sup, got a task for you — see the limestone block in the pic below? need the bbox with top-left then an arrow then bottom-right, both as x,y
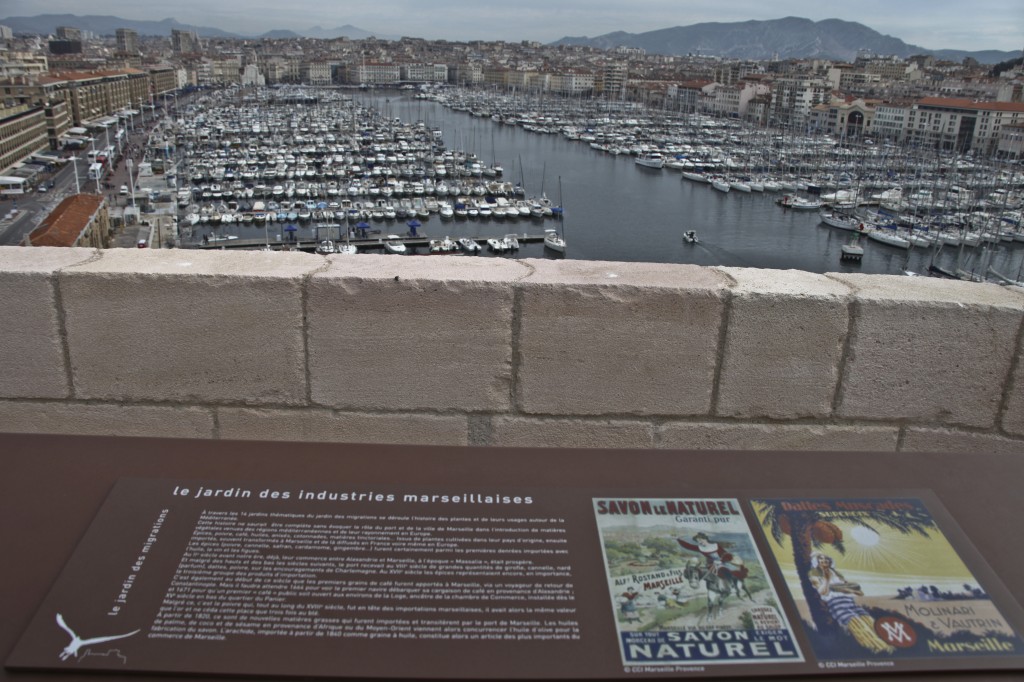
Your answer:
517,260 -> 728,416
902,427 -> 1024,455
716,268 -> 850,418
59,250 -> 319,404
308,256 -> 522,411
1002,325 -> 1024,436
658,422 -> 899,451
0,400 -> 214,438
489,416 -> 654,449
0,247 -> 95,398
829,275 -> 1023,428
217,407 -> 468,445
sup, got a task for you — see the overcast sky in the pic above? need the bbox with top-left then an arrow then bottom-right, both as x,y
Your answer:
7,0 -> 1024,52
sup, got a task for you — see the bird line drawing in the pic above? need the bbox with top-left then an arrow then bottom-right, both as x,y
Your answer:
56,613 -> 140,661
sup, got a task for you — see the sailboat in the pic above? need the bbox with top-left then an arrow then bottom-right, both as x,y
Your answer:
544,177 -> 567,253
337,224 -> 358,255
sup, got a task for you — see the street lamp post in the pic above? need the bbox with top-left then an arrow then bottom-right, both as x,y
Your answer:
126,158 -> 136,208
70,156 -> 80,194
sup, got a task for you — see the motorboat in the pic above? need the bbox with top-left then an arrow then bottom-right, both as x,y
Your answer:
383,235 -> 407,254
428,237 -> 458,253
634,152 -> 665,169
683,230 -> 699,244
486,237 -> 506,252
543,228 -> 566,253
778,194 -> 823,210
840,234 -> 865,261
316,240 -> 335,254
458,237 -> 481,253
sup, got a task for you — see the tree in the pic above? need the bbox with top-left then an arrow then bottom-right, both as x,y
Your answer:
755,500 -> 938,638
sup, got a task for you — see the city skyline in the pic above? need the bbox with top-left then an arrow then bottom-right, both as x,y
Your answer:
5,1 -> 1023,53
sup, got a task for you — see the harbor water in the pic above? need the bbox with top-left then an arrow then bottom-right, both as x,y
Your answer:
361,92 -> 1024,278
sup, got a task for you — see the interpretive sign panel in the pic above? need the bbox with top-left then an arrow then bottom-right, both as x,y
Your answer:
6,480 -> 1024,679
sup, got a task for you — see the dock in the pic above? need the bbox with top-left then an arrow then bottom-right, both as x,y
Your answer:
196,232 -> 546,252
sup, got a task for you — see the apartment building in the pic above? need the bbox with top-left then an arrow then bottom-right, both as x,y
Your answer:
549,70 -> 595,96
872,102 -> 912,141
116,28 -> 139,56
708,80 -> 772,119
770,76 -> 832,126
0,101 -> 48,174
351,62 -> 401,85
997,123 -> 1024,158
907,97 -> 1024,153
171,30 -> 201,55
300,60 -> 332,85
400,63 -> 448,83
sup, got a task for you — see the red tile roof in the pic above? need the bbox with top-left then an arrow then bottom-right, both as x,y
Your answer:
27,193 -> 104,247
917,97 -> 1024,113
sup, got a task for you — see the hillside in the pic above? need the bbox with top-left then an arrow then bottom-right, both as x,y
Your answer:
0,13 -> 387,40
555,17 -> 1017,64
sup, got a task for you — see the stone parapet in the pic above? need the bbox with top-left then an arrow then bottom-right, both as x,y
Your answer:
1,247 -> 1022,453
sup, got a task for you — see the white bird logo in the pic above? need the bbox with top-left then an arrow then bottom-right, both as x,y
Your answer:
56,613 -> 140,661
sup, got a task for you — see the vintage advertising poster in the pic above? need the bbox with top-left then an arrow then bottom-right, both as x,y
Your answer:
750,496 -> 1024,668
593,497 -> 803,669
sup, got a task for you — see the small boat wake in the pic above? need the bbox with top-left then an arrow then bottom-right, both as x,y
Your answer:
687,240 -> 758,267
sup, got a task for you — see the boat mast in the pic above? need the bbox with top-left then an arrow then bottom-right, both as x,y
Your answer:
558,175 -> 566,241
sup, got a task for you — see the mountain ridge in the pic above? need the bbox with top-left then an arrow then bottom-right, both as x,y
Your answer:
0,13 -> 390,41
0,13 -> 1016,63
554,17 -> 1016,64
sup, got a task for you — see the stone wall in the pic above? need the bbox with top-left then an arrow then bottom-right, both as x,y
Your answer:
2,246 -> 1023,454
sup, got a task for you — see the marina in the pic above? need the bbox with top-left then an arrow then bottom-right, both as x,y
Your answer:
159,85 -> 1024,281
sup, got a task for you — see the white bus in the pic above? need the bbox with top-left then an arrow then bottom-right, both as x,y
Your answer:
88,162 -> 104,181
0,176 -> 27,195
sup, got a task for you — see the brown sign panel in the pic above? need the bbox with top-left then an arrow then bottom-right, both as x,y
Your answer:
5,478 -> 1024,679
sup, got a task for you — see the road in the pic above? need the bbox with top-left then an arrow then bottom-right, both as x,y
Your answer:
0,120 -> 159,247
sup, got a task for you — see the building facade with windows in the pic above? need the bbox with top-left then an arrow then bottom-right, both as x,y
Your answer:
400,63 -> 448,83
0,102 -> 49,174
769,76 -> 831,126
906,97 -> 1024,153
351,62 -> 401,85
115,28 -> 139,56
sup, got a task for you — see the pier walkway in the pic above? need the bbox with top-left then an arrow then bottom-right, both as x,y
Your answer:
194,232 -> 546,252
